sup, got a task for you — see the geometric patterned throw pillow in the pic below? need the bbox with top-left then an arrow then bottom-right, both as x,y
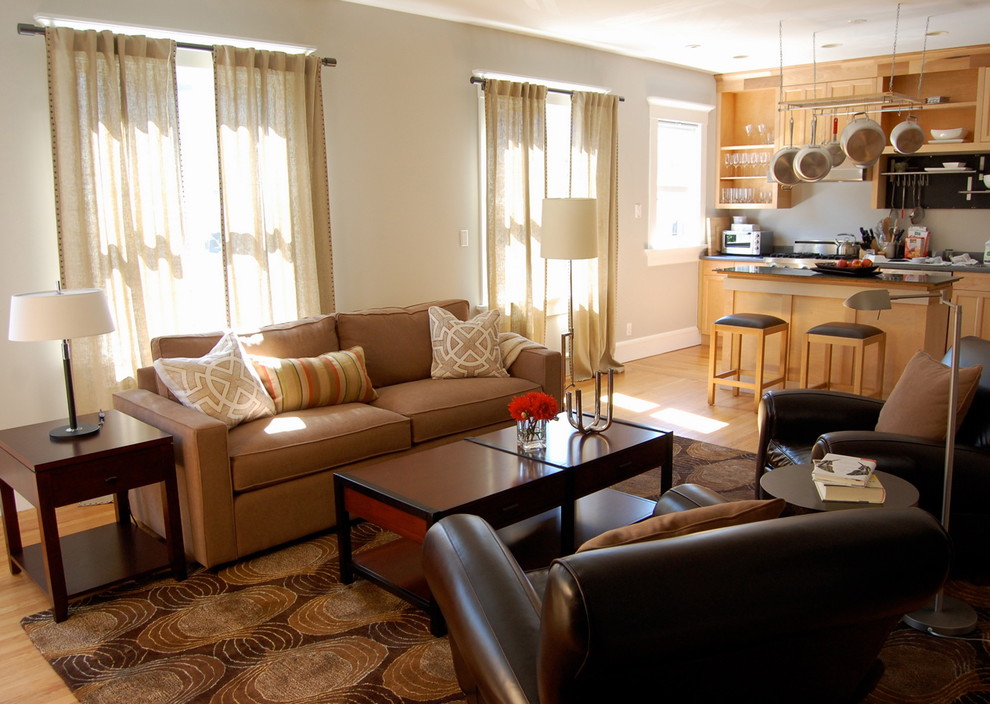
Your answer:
429,306 -> 509,379
250,346 -> 378,414
153,331 -> 275,428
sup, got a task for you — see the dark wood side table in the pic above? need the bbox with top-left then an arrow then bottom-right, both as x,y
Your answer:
0,410 -> 186,621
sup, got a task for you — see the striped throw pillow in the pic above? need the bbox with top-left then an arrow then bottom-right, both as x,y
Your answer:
251,347 -> 378,414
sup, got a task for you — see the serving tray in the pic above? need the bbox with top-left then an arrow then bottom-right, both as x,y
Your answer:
812,263 -> 880,276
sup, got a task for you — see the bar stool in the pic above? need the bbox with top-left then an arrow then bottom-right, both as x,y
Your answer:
799,322 -> 886,398
708,313 -> 789,411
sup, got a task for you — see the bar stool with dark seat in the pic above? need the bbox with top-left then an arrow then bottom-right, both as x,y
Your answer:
708,313 -> 789,411
800,321 -> 886,398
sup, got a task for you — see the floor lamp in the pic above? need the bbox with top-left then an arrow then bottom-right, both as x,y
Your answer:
8,285 -> 116,439
844,288 -> 977,636
541,197 -> 613,433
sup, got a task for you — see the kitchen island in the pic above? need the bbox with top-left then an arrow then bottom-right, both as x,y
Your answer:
713,265 -> 958,397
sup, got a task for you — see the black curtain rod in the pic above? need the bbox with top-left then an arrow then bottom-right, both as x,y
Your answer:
17,22 -> 337,67
470,76 -> 623,102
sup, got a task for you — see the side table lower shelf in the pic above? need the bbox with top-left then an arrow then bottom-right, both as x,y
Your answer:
12,522 -> 180,603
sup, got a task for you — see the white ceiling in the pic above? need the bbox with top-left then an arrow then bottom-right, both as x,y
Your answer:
338,0 -> 990,74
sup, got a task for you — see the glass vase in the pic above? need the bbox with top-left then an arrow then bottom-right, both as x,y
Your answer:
516,419 -> 548,453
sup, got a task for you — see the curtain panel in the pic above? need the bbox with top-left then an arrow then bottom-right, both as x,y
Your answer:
213,47 -> 334,328
46,27 -> 186,410
569,91 -> 622,378
483,79 -> 548,343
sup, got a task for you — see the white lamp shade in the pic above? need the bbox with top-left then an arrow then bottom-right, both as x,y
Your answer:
9,288 -> 115,342
541,198 -> 598,260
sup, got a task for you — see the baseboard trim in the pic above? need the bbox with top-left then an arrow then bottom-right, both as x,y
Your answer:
616,327 -> 701,363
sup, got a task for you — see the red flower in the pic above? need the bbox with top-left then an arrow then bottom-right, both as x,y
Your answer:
508,392 -> 559,422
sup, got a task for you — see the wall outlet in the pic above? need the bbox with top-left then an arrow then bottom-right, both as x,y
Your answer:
633,203 -> 642,219
459,229 -> 469,247
626,323 -> 633,336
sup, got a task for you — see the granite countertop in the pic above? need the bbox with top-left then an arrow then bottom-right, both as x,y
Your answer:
716,265 -> 959,287
702,254 -> 989,274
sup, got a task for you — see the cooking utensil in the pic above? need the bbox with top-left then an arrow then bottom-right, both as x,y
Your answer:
824,117 -> 845,167
890,115 -> 924,155
841,112 -> 885,167
795,115 -> 832,182
770,117 -> 801,187
835,234 -> 858,257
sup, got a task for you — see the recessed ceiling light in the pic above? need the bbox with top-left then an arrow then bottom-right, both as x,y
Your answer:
926,30 -> 949,36
733,55 -> 749,60
849,18 -> 867,24
685,44 -> 701,49
821,43 -> 842,49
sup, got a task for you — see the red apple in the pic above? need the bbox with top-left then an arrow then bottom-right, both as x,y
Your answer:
861,258 -> 873,267
836,258 -> 850,268
850,259 -> 863,268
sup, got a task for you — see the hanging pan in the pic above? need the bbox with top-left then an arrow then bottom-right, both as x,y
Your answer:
890,115 -> 925,155
824,117 -> 845,167
770,117 -> 801,187
795,115 -> 833,182
841,112 -> 885,168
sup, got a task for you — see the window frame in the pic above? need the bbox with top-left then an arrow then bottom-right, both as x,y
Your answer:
645,97 -> 714,266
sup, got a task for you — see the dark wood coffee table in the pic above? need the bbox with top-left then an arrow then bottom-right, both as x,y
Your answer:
760,464 -> 919,512
333,416 -> 672,633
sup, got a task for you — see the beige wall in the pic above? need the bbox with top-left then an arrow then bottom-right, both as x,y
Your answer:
0,0 -> 716,432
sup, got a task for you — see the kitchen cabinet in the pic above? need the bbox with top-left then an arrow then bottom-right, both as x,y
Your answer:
952,271 -> 990,340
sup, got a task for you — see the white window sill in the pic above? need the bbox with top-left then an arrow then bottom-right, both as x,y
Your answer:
645,245 -> 707,267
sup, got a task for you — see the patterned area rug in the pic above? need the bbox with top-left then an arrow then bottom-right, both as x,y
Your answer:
21,437 -> 990,703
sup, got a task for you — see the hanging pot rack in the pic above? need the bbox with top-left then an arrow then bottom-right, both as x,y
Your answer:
776,4 -> 927,116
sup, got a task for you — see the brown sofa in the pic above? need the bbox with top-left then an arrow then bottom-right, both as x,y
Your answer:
113,299 -> 562,568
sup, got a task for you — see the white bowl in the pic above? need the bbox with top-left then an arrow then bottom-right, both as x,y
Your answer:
930,128 -> 966,140
942,162 -> 965,169
985,174 -> 990,189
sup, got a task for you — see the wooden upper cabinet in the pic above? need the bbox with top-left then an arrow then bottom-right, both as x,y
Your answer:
978,67 -> 990,144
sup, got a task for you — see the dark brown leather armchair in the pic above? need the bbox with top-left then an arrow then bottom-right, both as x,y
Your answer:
422,494 -> 948,704
757,336 -> 990,574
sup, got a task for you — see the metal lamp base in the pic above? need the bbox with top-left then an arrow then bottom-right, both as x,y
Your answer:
902,595 -> 978,636
49,423 -> 101,440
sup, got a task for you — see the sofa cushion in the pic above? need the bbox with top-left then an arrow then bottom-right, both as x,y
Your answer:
153,331 -> 275,429
576,498 -> 786,552
336,300 -> 470,388
250,347 -> 378,414
876,350 -> 983,441
429,306 -> 508,379
373,376 -> 539,443
228,404 -> 411,492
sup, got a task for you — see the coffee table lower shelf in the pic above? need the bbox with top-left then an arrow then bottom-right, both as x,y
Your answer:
346,488 -> 656,629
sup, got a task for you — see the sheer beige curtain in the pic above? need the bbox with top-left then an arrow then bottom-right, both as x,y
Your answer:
213,47 -> 334,328
569,91 -> 622,379
484,80 -> 548,342
47,28 -> 186,411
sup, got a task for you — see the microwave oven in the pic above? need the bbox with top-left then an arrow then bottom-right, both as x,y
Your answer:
722,229 -> 773,255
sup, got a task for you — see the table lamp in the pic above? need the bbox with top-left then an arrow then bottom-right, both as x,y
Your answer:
844,288 -> 977,636
541,197 -> 613,433
9,285 -> 115,439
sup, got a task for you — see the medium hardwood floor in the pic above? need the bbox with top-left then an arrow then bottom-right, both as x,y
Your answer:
0,344 -> 759,702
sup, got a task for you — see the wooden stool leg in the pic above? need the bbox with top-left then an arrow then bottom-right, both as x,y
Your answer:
708,329 -> 719,405
779,327 -> 789,389
852,340 -> 865,396
730,332 -> 742,397
800,336 -> 811,389
875,335 -> 887,398
822,344 -> 834,391
753,331 -> 767,410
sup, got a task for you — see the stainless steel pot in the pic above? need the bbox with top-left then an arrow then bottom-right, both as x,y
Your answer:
770,117 -> 801,187
824,117 -> 845,167
841,112 -> 886,168
890,115 -> 924,155
794,115 -> 832,182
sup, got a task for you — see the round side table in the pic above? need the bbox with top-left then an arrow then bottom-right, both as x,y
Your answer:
760,464 -> 919,512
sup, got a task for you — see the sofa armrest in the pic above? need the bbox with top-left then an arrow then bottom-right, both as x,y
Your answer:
509,346 -> 563,405
113,388 -> 238,567
423,514 -> 542,704
653,483 -> 728,516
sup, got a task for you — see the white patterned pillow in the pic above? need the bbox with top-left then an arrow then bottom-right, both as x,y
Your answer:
429,307 -> 509,379
153,331 -> 276,428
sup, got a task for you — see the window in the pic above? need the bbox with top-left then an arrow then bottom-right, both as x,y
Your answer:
647,98 -> 713,262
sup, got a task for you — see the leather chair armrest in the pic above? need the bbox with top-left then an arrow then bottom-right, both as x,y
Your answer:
113,388 -> 237,567
815,431 -> 990,517
423,514 -> 542,704
756,389 -> 884,475
508,346 -> 563,406
653,483 -> 728,516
